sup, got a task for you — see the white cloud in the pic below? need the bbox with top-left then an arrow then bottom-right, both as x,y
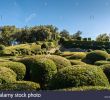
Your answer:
25,13 -> 36,23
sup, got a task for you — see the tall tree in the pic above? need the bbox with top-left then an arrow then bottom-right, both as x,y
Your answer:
96,33 -> 109,42
0,26 -> 17,45
73,30 -> 82,40
60,29 -> 70,39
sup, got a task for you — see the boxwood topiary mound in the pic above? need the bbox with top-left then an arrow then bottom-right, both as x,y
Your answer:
69,60 -> 86,65
18,55 -> 71,70
85,50 -> 109,64
0,61 -> 26,80
0,81 -> 40,91
100,64 -> 110,83
48,66 -> 109,89
58,86 -> 110,91
0,67 -> 16,84
94,60 -> 110,66
19,57 -> 57,89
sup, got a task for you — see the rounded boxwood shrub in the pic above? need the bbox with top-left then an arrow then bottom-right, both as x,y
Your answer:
0,67 -> 16,84
100,64 -> 110,83
0,81 -> 40,91
0,45 -> 5,50
19,57 -> 57,89
68,53 -> 86,60
49,66 -> 109,89
54,50 -> 61,55
59,86 -> 110,91
0,61 -> 26,80
41,43 -> 48,49
69,60 -> 86,65
47,55 -> 71,70
94,60 -> 110,66
85,50 -> 109,64
107,58 -> 110,61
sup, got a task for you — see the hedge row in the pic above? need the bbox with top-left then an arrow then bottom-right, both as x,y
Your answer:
61,40 -> 110,50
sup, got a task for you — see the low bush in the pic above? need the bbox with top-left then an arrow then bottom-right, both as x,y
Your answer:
61,52 -> 86,60
0,61 -> 26,80
69,60 -> 86,65
85,50 -> 109,64
0,67 -> 16,84
107,58 -> 110,61
41,43 -> 48,49
58,86 -> 110,91
94,61 -> 110,66
19,55 -> 71,70
0,45 -> 5,50
54,50 -> 61,55
49,66 -> 109,89
0,81 -> 40,91
100,64 -> 110,83
46,55 -> 71,70
19,57 -> 57,89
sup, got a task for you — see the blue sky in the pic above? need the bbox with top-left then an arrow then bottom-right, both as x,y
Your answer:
0,0 -> 110,39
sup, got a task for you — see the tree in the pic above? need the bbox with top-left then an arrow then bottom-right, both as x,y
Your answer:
31,26 -> 52,41
0,26 -> 17,45
96,33 -> 109,42
73,30 -> 82,40
60,29 -> 70,39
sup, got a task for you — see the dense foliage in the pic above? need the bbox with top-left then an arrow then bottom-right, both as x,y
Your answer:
0,61 -> 26,80
0,81 -> 40,90
85,50 -> 108,64
49,66 -> 109,89
0,67 -> 16,84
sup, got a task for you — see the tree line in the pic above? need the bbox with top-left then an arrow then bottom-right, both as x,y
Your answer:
0,25 -> 109,45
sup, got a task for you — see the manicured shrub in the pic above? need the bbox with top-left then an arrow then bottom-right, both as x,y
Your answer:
0,45 -> 5,50
107,58 -> 110,61
54,49 -> 61,55
94,61 -> 110,66
70,60 -> 86,65
0,81 -> 40,91
0,67 -> 16,84
19,57 -> 57,89
59,86 -> 110,91
18,55 -> 71,72
41,43 -> 48,49
46,55 -> 71,70
0,61 -> 26,80
49,66 -> 109,89
100,64 -> 110,83
67,53 -> 86,60
85,50 -> 109,64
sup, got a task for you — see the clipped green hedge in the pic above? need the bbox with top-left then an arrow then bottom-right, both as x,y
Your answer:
46,55 -> 71,70
49,66 -> 109,89
18,57 -> 57,89
85,50 -> 109,64
58,86 -> 110,91
19,55 -> 71,70
0,67 -> 16,84
0,81 -> 40,91
94,60 -> 110,66
0,45 -> 5,50
100,64 -> 110,83
70,60 -> 86,65
0,61 -> 26,80
61,52 -> 86,60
